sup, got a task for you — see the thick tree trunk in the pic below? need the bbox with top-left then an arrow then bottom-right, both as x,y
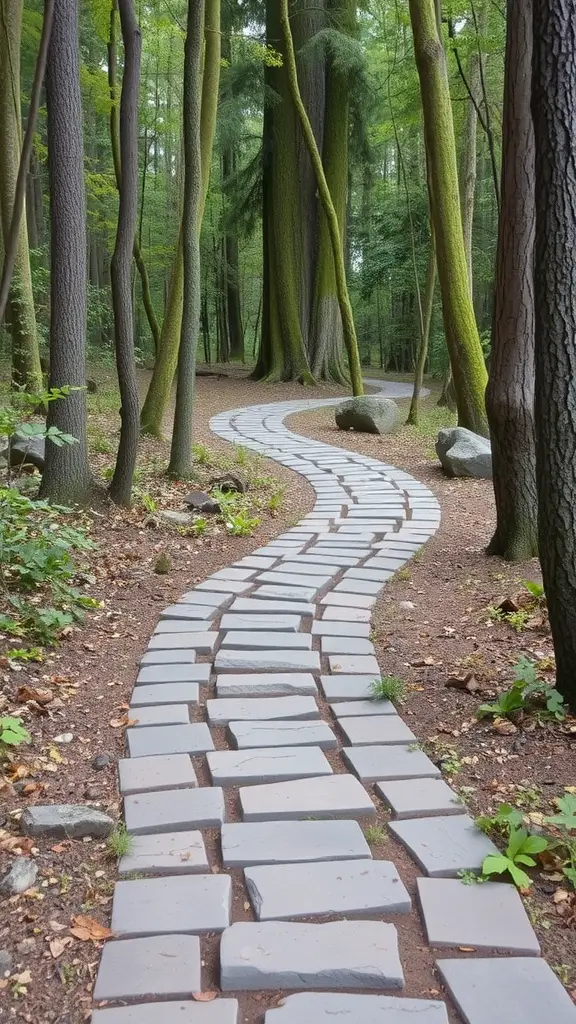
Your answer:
222,146 -> 244,360
40,0 -> 95,505
458,6 -> 487,293
168,0 -> 203,477
109,0 -> 141,507
407,227 -> 436,425
485,0 -> 537,562
408,0 -> 488,436
532,0 -> 576,706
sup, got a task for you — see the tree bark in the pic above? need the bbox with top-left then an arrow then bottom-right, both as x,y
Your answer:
407,226 -> 436,425
109,0 -> 141,507
40,0 -> 95,505
485,0 -> 537,562
532,0 -> 576,705
457,5 -> 487,293
408,0 -> 488,435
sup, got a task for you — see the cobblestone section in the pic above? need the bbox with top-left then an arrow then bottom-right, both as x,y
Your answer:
91,382 -> 576,1024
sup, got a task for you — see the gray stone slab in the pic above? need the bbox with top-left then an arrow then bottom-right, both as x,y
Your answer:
344,567 -> 394,583
334,578 -> 383,596
221,631 -> 312,650
437,957 -> 576,1024
311,620 -> 371,638
221,819 -> 371,867
308,546 -> 369,559
118,830 -> 209,875
139,650 -> 199,667
215,648 -> 320,672
118,754 -> 197,796
332,698 -> 396,717
339,715 -> 416,746
211,567 -> 256,581
216,673 -> 318,697
195,579 -> 251,594
240,773 -> 376,822
329,654 -> 380,675
322,605 -> 371,622
321,675 -> 377,701
160,604 -> 217,621
207,746 -> 332,786
343,744 -> 441,783
264,993 -> 449,1024
220,920 -> 403,991
155,620 -> 212,633
136,663 -> 211,685
207,695 -> 319,725
128,704 -> 189,727
417,878 -> 540,954
253,584 -> 320,602
376,778 -> 464,818
321,637 -> 375,655
231,598 -> 315,615
93,933 -> 201,1000
147,631 -> 217,652
389,814 -> 498,876
124,787 -> 225,834
297,552 -> 362,567
236,555 -> 277,569
131,682 -> 200,706
220,614 -> 302,631
92,1002 -> 239,1024
365,556 -> 408,571
322,592 -> 376,609
111,874 -> 231,936
228,719 -> 336,750
180,591 -> 231,607
255,545 -> 305,557
246,858 -> 411,921
268,561 -> 339,577
127,722 -> 214,758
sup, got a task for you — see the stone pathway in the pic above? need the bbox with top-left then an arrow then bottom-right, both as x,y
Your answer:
91,381 -> 576,1024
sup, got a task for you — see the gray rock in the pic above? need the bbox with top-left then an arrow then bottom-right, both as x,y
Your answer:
207,746 -> 332,787
3,433 -> 45,470
91,1002 -> 240,1024
240,773 -> 376,822
128,704 -> 190,727
265,993 -> 450,1024
92,753 -> 113,770
436,426 -> 492,479
417,878 -> 540,954
124,787 -> 224,834
93,934 -> 201,1000
209,471 -> 247,493
376,778 -> 464,819
221,819 -> 371,867
343,744 -> 441,783
130,683 -> 200,706
437,957 -> 576,1024
118,831 -> 209,876
228,719 -> 336,750
159,510 -> 193,526
389,814 -> 498,876
0,857 -> 38,894
220,920 -> 403,991
118,753 -> 197,796
216,673 -> 318,698
335,396 -> 399,435
111,874 -> 231,936
207,696 -> 319,726
183,489 -> 221,513
127,722 -> 214,758
0,949 -> 13,977
20,805 -> 114,839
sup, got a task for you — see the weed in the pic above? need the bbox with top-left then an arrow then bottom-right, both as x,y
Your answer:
192,443 -> 212,466
190,516 -> 208,536
106,823 -> 133,859
371,676 -> 406,703
393,566 -> 412,582
481,827 -> 548,889
235,446 -> 250,467
137,490 -> 158,514
154,552 -> 172,574
505,609 -> 531,632
226,511 -> 260,537
523,579 -> 546,603
477,657 -> 565,722
457,869 -> 483,885
90,433 -> 114,455
364,824 -> 387,845
3,646 -> 43,663
0,716 -> 31,752
267,488 -> 285,512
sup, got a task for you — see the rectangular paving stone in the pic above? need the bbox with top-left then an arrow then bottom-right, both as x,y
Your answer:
155,620 -> 211,634
207,695 -> 319,725
211,567 -> 256,581
111,874 -> 231,936
220,920 -> 403,991
236,555 -> 277,569
376,778 -> 464,818
228,719 -> 336,750
417,878 -> 540,954
437,957 -> 576,1024
245,858 -> 411,921
264,993 -> 449,1024
321,636 -> 375,655
207,746 -> 332,786
334,578 -> 382,596
127,723 -> 214,758
255,545 -> 305,557
136,664 -> 211,685
231,598 -> 315,616
160,604 -> 217,621
309,546 -> 369,559
221,819 -> 371,867
92,1002 -> 240,1024
339,715 -> 416,746
343,744 -> 441,783
128,704 -> 190,727
322,605 -> 371,622
364,557 -> 408,571
139,649 -> 198,667
240,773 -> 376,821
215,648 -> 320,672
119,753 -> 197,796
312,620 -> 371,638
331,698 -> 396,717
267,561 -> 339,577
124,787 -> 225,833
216,673 -> 318,697
118,830 -> 209,875
180,591 -> 231,608
220,614 -> 302,632
93,933 -> 201,1000
321,675 -> 377,701
389,814 -> 498,876
321,592 -> 376,609
343,567 -> 394,583
328,654 -> 380,675
252,584 -> 320,602
131,682 -> 200,706
221,631 -> 312,650
147,632 -> 217,652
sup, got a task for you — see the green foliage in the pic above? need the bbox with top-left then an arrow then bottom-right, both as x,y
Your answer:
523,579 -> 546,602
106,823 -> 133,859
371,675 -> 406,703
364,824 -> 387,845
189,516 -> 208,536
482,829 -> 548,890
226,511 -> 260,537
477,657 -> 565,721
192,443 -> 212,466
0,716 -> 31,751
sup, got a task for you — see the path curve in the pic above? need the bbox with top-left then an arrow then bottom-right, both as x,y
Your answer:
90,380 -> 574,1024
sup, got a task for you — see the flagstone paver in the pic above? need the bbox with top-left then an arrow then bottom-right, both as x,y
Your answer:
389,814 -> 498,876
207,695 -> 319,725
220,819 -> 371,866
437,958 -> 576,1024
264,993 -> 450,1023
118,753 -> 197,796
92,1005 -> 240,1024
118,830 -> 209,875
111,874 -> 231,936
376,777 -> 465,818
207,745 -> 333,786
93,934 -> 201,1000
227,719 -> 336,749
417,878 -> 540,954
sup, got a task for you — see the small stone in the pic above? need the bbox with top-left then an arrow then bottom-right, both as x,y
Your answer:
154,552 -> 172,574
92,753 -> 113,771
4,433 -> 45,470
159,510 -> 193,526
0,949 -> 13,976
53,732 -> 73,744
183,489 -> 221,513
0,857 -> 38,894
20,805 -> 114,839
84,786 -> 100,801
111,874 -> 231,937
16,937 -> 36,954
399,601 -> 415,611
209,471 -> 247,493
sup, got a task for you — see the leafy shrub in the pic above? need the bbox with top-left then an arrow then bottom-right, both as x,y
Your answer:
0,716 -> 31,751
477,657 -> 564,721
226,511 -> 260,537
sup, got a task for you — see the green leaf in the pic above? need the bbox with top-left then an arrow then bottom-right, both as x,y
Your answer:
481,854 -> 511,877
520,834 -> 549,855
506,861 -> 533,889
506,827 -> 529,860
514,854 -> 537,867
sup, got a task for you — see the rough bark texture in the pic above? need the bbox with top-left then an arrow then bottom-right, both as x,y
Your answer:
409,0 -> 489,436
222,144 -> 244,359
532,0 -> 576,706
458,7 -> 487,293
407,227 -> 436,425
485,0 -> 537,562
109,0 -> 141,507
168,0 -> 203,477
40,0 -> 95,505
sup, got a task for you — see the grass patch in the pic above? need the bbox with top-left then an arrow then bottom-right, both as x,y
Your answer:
107,823 -> 133,859
364,824 -> 387,845
371,675 -> 406,704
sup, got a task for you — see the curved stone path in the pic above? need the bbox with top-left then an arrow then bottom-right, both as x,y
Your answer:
91,381 -> 576,1024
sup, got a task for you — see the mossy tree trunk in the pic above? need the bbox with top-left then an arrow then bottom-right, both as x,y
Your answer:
407,226 -> 436,425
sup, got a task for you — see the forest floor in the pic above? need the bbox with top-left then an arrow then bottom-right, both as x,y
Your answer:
0,367 -> 575,1022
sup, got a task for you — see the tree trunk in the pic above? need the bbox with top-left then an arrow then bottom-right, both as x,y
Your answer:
40,0 -> 95,505
458,5 -> 487,293
532,0 -> 576,705
408,0 -> 488,436
485,0 -> 537,562
168,0 -> 203,477
109,0 -> 141,507
407,227 -> 436,425
222,146 -> 244,360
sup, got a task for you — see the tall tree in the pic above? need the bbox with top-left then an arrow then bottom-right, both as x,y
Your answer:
109,0 -> 142,507
533,0 -> 576,706
168,0 -> 204,477
486,0 -> 537,562
408,0 -> 489,436
40,0 -> 94,504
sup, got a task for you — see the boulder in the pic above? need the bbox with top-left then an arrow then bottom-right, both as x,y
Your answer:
1,433 -> 45,471
209,472 -> 248,494
436,426 -> 492,479
335,396 -> 399,435
183,489 -> 221,514
20,804 -> 114,839
158,510 -> 193,527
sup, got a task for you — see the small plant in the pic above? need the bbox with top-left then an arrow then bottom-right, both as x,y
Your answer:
393,566 -> 411,582
371,675 -> 406,704
190,516 -> 208,537
154,552 -> 172,574
106,823 -> 133,859
138,490 -> 158,514
3,646 -> 44,663
482,827 -> 548,889
544,793 -> 576,887
505,609 -> 531,632
458,869 -> 484,885
477,657 -> 565,722
0,716 -> 31,750
364,824 -> 387,845
90,433 -> 114,455
226,511 -> 260,537
192,443 -> 211,466
476,802 -> 525,838
235,445 -> 250,467
267,488 -> 285,512
523,579 -> 546,603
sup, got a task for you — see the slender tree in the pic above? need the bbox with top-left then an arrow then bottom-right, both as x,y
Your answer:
532,0 -> 576,706
486,0 -> 537,561
407,227 -> 436,425
109,0 -> 141,507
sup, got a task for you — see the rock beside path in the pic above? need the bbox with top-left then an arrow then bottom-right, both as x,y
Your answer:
20,804 -> 114,839
1,433 -> 45,471
335,396 -> 399,435
0,857 -> 38,894
435,426 -> 492,479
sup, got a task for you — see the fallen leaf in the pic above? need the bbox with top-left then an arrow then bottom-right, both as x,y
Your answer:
16,685 -> 53,705
554,889 -> 570,904
13,971 -> 32,985
192,992 -> 218,1002
445,673 -> 481,694
109,717 -> 128,729
493,717 -> 517,735
50,843 -> 68,853
49,920 -> 67,932
243,901 -> 250,912
50,936 -> 73,958
48,747 -> 63,763
70,915 -> 113,942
